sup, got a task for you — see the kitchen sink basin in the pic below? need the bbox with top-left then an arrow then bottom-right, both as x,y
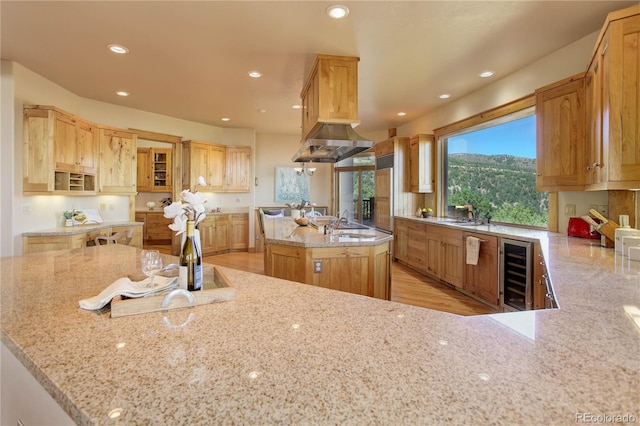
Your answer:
310,216 -> 370,230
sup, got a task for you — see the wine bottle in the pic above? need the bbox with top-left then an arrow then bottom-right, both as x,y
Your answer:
179,214 -> 202,291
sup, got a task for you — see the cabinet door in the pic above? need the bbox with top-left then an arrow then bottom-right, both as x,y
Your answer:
441,228 -> 463,288
535,76 -> 586,191
406,222 -> 427,272
208,145 -> 226,191
53,112 -> 78,172
394,219 -> 409,263
463,233 -> 499,306
99,128 -> 137,194
75,119 -> 98,174
23,108 -> 55,192
301,67 -> 318,139
409,134 -> 434,193
136,148 -> 152,192
374,169 -> 391,231
150,148 -> 172,192
225,146 -> 251,192
145,213 -> 173,244
213,217 -> 230,252
135,212 -> 147,241
585,58 -> 605,185
425,225 -> 443,278
198,217 -> 216,256
230,214 -> 248,250
608,15 -> 640,183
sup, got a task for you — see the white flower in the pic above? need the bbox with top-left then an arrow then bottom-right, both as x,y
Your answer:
163,190 -> 207,236
196,176 -> 207,187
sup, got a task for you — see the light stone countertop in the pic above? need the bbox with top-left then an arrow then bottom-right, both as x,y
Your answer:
1,235 -> 639,424
263,217 -> 393,248
22,221 -> 144,237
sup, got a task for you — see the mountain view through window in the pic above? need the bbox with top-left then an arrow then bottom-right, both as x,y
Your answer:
445,112 -> 548,228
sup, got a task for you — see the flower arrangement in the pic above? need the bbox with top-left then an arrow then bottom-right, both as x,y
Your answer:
146,201 -> 156,211
285,200 -> 310,210
163,176 -> 207,235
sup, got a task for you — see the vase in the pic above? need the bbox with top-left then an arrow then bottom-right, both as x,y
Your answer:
64,219 -> 73,227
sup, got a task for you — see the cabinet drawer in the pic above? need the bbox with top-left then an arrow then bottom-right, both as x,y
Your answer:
146,214 -> 171,226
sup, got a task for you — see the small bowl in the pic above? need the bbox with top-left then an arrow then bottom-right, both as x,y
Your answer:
294,217 -> 310,226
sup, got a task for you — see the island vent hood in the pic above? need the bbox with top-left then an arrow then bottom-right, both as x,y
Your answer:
291,123 -> 373,163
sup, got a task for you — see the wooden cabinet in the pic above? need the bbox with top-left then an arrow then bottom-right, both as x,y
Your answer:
394,218 -> 409,264
182,140 -> 226,192
300,55 -> 360,140
265,240 -> 391,300
409,134 -> 435,193
585,9 -> 640,189
23,106 -> 98,194
22,224 -> 142,254
137,212 -> 172,244
136,148 -> 172,192
136,148 -> 152,192
181,142 -> 251,193
535,74 -> 586,191
230,213 -> 249,250
225,146 -> 251,192
199,215 -> 230,255
532,242 -> 548,310
463,232 -> 499,306
425,224 -> 463,288
406,221 -> 427,273
99,127 -> 137,194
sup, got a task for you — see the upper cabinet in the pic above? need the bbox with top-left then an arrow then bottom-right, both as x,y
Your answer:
586,7 -> 640,189
183,141 -> 251,193
536,6 -> 640,191
136,147 -> 172,193
23,105 -> 98,194
300,55 -> 359,140
535,74 -> 586,191
99,127 -> 137,194
409,134 -> 435,193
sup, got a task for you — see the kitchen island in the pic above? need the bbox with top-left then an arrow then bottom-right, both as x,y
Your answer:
1,238 -> 639,425
262,217 -> 393,299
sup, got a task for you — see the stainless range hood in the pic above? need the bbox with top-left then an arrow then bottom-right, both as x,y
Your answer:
291,123 -> 373,163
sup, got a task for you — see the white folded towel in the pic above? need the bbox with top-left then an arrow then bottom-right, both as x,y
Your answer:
466,236 -> 481,265
79,276 -> 178,310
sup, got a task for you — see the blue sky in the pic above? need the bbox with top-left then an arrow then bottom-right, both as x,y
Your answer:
447,115 -> 536,159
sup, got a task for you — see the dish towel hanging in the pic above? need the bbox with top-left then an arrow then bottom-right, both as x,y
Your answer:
466,236 -> 481,265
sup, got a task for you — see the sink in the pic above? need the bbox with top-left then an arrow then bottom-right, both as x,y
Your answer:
310,216 -> 370,230
335,222 -> 369,230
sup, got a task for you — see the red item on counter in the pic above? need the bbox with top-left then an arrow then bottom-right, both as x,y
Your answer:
567,216 -> 601,239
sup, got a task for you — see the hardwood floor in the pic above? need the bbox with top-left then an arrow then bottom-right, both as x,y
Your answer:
144,244 -> 495,316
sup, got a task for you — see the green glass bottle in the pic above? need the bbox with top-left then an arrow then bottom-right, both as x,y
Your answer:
179,214 -> 202,291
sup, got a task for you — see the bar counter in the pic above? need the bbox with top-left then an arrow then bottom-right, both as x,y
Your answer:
1,236 -> 639,424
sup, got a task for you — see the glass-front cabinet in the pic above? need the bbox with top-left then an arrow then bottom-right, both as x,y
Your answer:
136,148 -> 172,192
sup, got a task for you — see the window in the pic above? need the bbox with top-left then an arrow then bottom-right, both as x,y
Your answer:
441,105 -> 548,228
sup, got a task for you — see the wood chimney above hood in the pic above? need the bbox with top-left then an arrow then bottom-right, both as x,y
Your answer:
292,55 -> 373,163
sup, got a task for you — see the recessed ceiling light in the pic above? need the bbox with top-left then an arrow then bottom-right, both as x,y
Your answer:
479,71 -> 494,78
221,117 -> 230,122
397,112 -> 407,116
248,71 -> 262,78
326,5 -> 350,19
107,44 -> 129,54
439,94 -> 451,99
116,91 -> 129,97
292,104 -> 302,109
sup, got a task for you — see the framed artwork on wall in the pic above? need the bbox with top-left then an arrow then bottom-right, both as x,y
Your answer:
274,167 -> 310,203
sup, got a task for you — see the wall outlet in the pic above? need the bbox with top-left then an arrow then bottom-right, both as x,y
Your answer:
100,203 -> 107,211
598,205 -> 608,218
564,204 -> 576,216
313,260 -> 323,273
236,197 -> 241,203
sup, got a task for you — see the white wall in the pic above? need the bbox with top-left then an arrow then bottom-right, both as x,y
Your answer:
396,31 -> 609,233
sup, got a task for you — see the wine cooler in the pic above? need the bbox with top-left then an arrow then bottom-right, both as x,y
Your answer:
500,239 -> 533,311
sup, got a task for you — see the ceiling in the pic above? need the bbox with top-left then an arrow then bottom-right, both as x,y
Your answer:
1,1 -> 636,136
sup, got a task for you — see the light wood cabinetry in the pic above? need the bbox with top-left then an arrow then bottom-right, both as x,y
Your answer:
136,148 -> 152,192
425,224 -> 463,288
265,241 -> 391,300
23,106 -> 98,194
183,141 -> 251,193
136,211 -> 172,244
463,232 -> 499,306
535,74 -> 586,191
199,215 -> 230,255
99,127 -> 137,194
409,134 -> 435,193
230,214 -> 249,250
300,55 -> 360,140
22,224 -> 142,254
394,219 -> 409,264
136,148 -> 172,192
585,8 -> 640,189
225,146 -> 251,192
532,243 -> 547,310
406,221 -> 427,273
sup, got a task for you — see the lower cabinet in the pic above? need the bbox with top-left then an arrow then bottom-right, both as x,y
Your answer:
463,232 -> 499,306
200,215 -> 230,256
136,211 -> 172,245
425,225 -> 463,288
230,214 -> 249,250
265,241 -> 391,300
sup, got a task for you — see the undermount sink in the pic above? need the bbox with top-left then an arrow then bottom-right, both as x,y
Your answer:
310,216 -> 370,230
